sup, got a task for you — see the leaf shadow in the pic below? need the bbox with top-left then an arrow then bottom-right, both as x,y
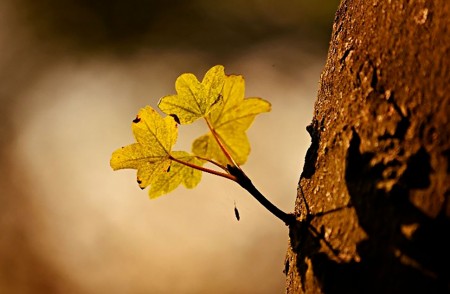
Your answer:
302,130 -> 450,293
287,191 -> 350,292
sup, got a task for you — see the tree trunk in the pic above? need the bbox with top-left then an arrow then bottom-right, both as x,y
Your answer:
285,0 -> 450,293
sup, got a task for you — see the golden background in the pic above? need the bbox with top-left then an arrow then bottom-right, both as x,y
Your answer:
0,1 -> 338,293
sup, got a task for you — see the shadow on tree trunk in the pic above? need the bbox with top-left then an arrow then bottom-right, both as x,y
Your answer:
288,129 -> 449,293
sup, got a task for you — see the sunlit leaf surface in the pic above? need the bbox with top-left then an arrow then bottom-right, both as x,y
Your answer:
112,65 -> 270,198
158,65 -> 225,124
192,75 -> 271,165
110,106 -> 202,198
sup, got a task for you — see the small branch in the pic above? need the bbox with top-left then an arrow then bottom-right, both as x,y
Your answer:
169,155 -> 237,181
178,118 -> 293,225
227,165 -> 295,226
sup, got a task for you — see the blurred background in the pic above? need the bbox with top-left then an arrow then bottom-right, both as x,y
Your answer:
0,1 -> 339,293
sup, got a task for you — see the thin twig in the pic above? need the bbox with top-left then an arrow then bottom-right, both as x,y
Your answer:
228,165 -> 295,226
169,155 -> 237,181
194,155 -> 228,171
204,118 -> 239,167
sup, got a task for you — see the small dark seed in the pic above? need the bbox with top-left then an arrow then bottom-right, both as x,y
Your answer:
234,206 -> 240,221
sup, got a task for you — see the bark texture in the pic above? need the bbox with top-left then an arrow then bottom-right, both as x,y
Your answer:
285,0 -> 450,293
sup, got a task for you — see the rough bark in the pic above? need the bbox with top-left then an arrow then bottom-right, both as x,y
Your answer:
285,0 -> 450,293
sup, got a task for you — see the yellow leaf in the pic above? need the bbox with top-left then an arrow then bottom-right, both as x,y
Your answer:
111,106 -> 209,198
192,74 -> 271,165
149,151 -> 203,199
111,66 -> 270,199
158,65 -> 225,124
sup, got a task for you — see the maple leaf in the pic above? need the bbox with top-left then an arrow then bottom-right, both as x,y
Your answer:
110,106 -> 202,198
149,151 -> 203,198
111,66 -> 294,225
158,65 -> 225,124
192,74 -> 271,166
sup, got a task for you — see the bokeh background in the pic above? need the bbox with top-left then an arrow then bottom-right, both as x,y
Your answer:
0,1 -> 339,293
